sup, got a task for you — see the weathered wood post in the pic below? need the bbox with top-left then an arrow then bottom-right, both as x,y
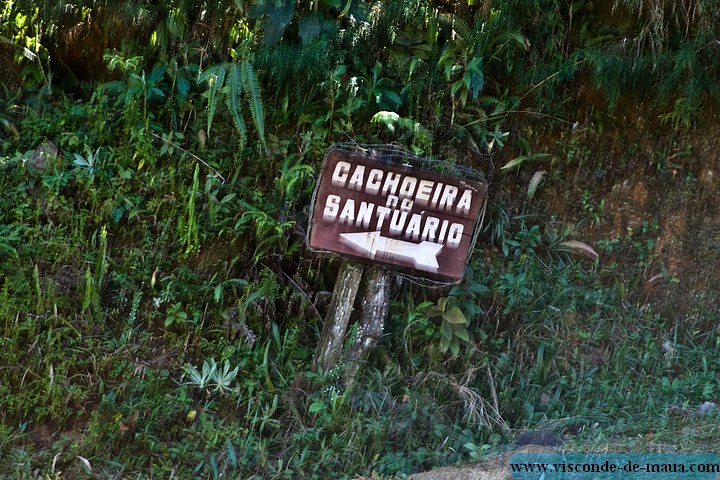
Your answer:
344,267 -> 392,385
311,261 -> 363,374
306,144 -> 488,384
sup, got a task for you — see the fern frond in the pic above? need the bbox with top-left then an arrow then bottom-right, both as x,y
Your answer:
241,60 -> 266,149
450,16 -> 472,44
198,64 -> 227,138
427,14 -> 439,61
527,170 -> 546,201
226,62 -> 247,147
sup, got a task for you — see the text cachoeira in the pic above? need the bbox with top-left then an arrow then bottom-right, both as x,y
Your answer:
321,161 -> 477,249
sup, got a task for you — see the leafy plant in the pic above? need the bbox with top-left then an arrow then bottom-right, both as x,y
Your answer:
248,0 -> 367,47
371,111 -> 432,152
184,358 -> 240,395
423,296 -> 471,355
198,59 -> 266,149
0,85 -> 20,142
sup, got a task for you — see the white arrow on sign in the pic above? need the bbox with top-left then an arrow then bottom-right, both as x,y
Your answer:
339,231 -> 444,272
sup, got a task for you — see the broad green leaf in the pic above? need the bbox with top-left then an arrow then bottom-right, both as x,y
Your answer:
220,193 -> 237,204
148,63 -> 165,83
469,58 -> 484,99
459,89 -> 468,107
309,401 -> 326,413
441,320 -> 453,340
439,334 -> 450,353
298,13 -> 321,44
73,153 -> 91,167
176,73 -> 190,97
425,305 -> 443,318
346,0 -> 369,22
444,306 -> 467,325
453,324 -> 470,341
437,297 -> 448,310
261,1 -> 296,46
380,90 -> 402,110
450,338 -> 460,355
451,79 -> 463,97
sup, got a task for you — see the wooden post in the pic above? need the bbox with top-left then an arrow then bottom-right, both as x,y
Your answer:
312,260 -> 363,374
344,267 -> 392,385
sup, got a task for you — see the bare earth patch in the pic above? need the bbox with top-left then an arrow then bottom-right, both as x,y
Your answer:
407,445 -> 555,480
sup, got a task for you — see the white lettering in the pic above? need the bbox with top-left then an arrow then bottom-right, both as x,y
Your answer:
389,210 -> 408,236
416,180 -> 434,206
323,195 -> 341,221
455,189 -> 473,216
399,176 -> 417,199
430,182 -> 444,207
375,206 -> 391,228
400,198 -> 413,211
339,199 -> 355,224
367,169 -> 383,195
447,223 -> 463,248
332,161 -> 350,187
356,201 -> 374,228
421,217 -> 439,242
406,214 -> 422,241
439,185 -> 458,211
438,219 -> 449,243
348,165 -> 365,191
382,173 -> 401,196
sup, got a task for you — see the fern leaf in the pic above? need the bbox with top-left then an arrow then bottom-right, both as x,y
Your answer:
241,61 -> 266,149
527,170 -> 546,200
427,15 -> 439,61
226,62 -> 247,147
198,64 -> 227,138
451,16 -> 472,44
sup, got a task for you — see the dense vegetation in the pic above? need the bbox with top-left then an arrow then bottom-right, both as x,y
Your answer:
2,0 -> 720,477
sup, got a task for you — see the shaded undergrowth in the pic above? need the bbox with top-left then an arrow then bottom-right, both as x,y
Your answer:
3,1 -> 720,477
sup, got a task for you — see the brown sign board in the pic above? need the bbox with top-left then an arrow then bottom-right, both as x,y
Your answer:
308,149 -> 488,282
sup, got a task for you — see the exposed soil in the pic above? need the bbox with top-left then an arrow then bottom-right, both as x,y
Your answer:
410,444 -> 555,480
491,91 -> 720,323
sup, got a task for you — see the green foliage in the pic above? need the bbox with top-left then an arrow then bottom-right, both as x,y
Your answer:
422,296 -> 471,355
3,1 -> 720,478
371,111 -> 432,153
248,0 -> 366,47
182,163 -> 201,255
198,59 -> 266,149
184,358 -> 240,395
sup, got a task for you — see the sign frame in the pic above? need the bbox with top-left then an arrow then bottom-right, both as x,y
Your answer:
307,145 -> 488,283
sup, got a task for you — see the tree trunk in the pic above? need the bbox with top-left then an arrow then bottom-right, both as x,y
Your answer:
344,267 -> 392,386
312,261 -> 363,374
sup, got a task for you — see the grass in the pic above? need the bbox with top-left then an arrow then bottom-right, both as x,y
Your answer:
2,27 -> 720,479
2,129 -> 719,477
566,413 -> 720,453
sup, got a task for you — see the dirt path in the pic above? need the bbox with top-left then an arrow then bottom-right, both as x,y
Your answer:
408,445 -> 555,480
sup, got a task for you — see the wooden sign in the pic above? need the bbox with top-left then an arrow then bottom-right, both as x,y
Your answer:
309,149 -> 487,282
